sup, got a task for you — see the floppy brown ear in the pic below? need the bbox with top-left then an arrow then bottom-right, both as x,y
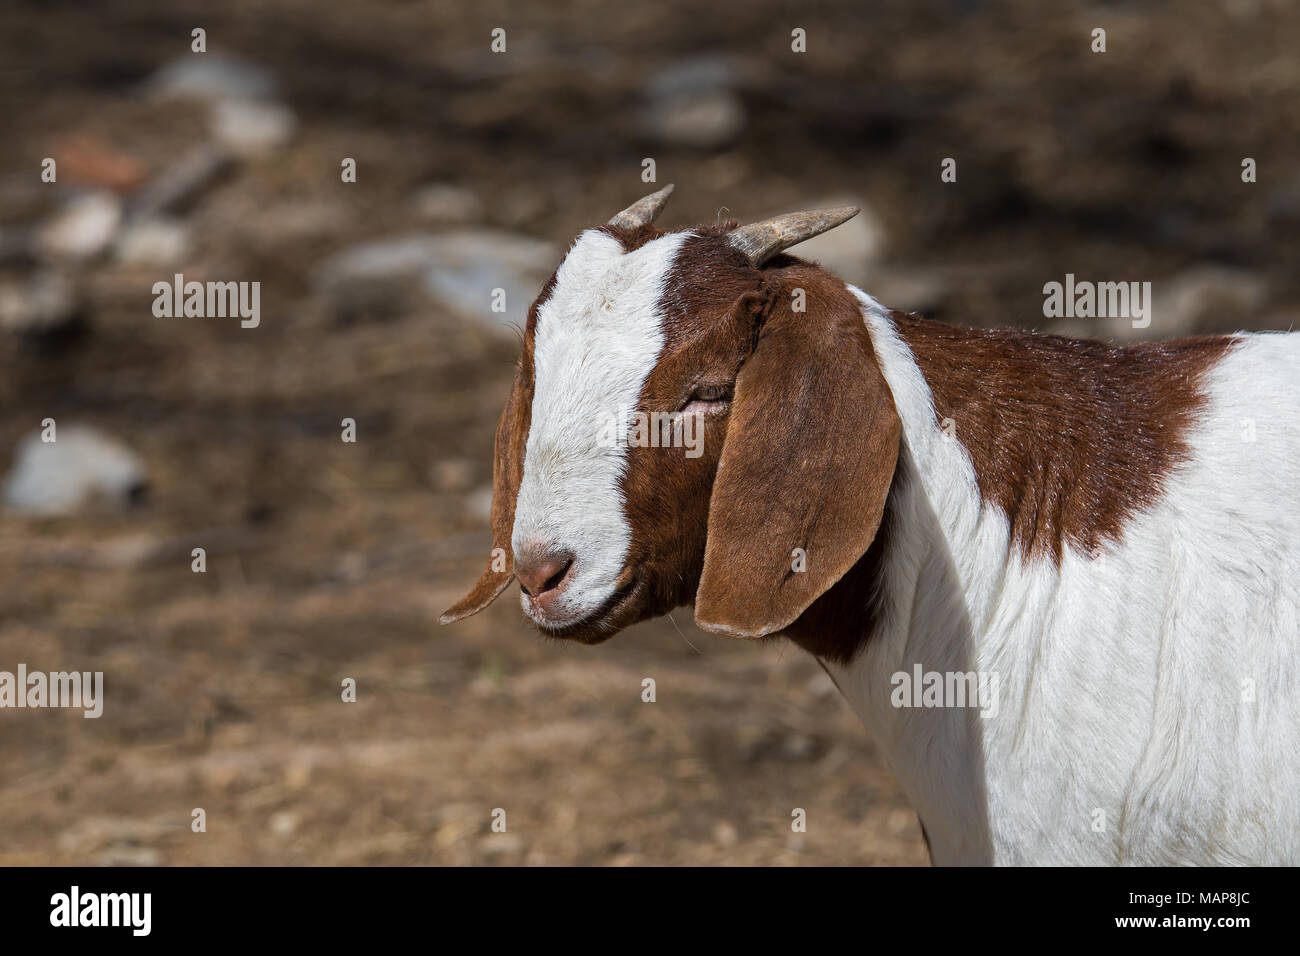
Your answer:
439,360 -> 531,625
694,273 -> 900,638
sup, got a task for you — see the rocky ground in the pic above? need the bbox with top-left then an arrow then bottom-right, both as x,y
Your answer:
0,0 -> 1295,865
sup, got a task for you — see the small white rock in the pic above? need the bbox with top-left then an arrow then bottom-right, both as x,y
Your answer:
3,425 -> 148,516
115,217 -> 191,267
311,229 -> 559,332
421,230 -> 559,330
413,184 -> 485,224
269,811 -> 299,836
38,192 -> 123,261
0,271 -> 79,336
643,89 -> 746,150
713,821 -> 739,847
210,99 -> 297,157
144,52 -> 276,103
642,56 -> 747,150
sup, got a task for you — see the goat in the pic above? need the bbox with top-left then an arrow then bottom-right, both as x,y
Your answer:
442,185 -> 1300,865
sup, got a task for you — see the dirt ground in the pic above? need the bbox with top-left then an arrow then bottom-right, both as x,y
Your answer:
0,0 -> 1296,865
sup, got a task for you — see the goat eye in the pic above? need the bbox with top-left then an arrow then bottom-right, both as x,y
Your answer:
693,384 -> 732,402
682,383 -> 734,412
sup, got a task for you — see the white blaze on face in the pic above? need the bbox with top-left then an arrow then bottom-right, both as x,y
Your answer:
512,228 -> 690,624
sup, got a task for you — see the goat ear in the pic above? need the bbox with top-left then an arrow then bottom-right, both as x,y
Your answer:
439,362 -> 531,625
694,279 -> 900,638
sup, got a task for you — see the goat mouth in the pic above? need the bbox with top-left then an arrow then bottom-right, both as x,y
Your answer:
533,575 -> 644,643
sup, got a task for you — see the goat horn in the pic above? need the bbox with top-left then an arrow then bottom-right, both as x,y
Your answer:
607,183 -> 675,229
727,206 -> 860,267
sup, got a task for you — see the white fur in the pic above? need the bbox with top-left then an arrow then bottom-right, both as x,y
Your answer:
829,287 -> 1300,865
513,229 -> 689,627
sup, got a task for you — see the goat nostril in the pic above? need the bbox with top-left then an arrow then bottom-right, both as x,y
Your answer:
516,550 -> 575,599
541,557 -> 573,594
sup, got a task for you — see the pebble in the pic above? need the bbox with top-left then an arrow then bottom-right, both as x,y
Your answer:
210,99 -> 297,157
144,52 -> 277,103
0,270 -> 81,338
642,55 -> 747,149
413,184 -> 485,224
115,217 -> 191,266
38,191 -> 123,261
312,229 -> 559,331
2,425 -> 148,516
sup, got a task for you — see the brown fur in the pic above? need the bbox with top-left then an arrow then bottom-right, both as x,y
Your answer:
693,264 -> 901,638
617,232 -> 761,624
891,311 -> 1236,564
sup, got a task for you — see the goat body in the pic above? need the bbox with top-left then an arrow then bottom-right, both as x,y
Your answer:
827,288 -> 1300,865
443,192 -> 1300,865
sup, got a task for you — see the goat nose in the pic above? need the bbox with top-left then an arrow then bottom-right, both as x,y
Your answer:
515,548 -> 575,599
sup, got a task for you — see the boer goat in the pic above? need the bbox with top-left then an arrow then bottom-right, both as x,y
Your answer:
442,185 -> 1300,866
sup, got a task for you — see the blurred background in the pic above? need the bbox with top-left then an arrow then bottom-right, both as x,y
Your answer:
0,0 -> 1296,865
